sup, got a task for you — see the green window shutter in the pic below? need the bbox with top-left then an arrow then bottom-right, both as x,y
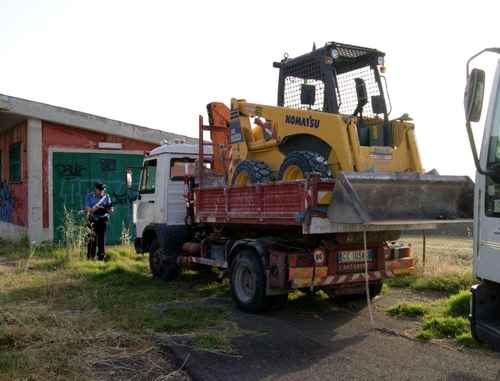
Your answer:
9,143 -> 21,182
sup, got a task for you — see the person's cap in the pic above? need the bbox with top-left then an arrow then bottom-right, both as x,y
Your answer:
95,182 -> 105,191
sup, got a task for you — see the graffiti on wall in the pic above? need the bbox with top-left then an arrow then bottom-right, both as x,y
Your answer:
57,179 -> 136,207
55,163 -> 87,178
100,159 -> 117,173
0,181 -> 16,223
53,155 -> 142,242
109,190 -> 137,206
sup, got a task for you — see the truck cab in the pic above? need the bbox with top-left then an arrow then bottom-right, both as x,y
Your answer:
464,49 -> 500,349
133,143 -> 211,255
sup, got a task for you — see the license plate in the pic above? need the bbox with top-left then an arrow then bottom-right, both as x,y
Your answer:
337,249 -> 375,263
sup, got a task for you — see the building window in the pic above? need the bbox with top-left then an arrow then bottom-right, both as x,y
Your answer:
9,143 -> 21,182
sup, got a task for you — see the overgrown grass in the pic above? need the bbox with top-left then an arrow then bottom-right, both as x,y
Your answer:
145,306 -> 227,333
387,302 -> 428,318
386,235 -> 475,295
386,290 -> 480,348
383,237 -> 480,347
446,290 -> 470,317
192,333 -> 232,353
385,272 -> 475,295
0,237 -> 233,379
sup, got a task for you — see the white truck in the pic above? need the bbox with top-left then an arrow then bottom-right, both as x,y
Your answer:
464,48 -> 500,348
132,143 -> 211,281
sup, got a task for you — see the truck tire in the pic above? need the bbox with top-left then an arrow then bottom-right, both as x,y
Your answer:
277,151 -> 331,181
230,250 -> 269,313
149,240 -> 179,282
231,160 -> 273,186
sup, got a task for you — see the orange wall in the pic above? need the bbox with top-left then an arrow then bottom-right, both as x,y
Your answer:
42,121 -> 158,228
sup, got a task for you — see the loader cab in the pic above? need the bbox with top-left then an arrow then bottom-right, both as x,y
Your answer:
132,144 -> 212,253
274,41 -> 391,146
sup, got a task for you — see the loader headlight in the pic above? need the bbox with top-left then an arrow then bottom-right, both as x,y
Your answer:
331,49 -> 339,59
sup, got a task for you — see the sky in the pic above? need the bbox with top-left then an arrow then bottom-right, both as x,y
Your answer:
1,0 -> 500,178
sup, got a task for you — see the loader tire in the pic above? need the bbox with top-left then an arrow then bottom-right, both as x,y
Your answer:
277,151 -> 331,181
231,160 -> 273,186
149,240 -> 179,282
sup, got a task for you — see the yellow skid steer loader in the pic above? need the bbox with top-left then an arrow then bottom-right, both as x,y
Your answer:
213,42 -> 473,224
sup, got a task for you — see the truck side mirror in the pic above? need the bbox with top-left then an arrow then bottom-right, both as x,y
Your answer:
465,68 -> 485,122
355,78 -> 368,108
126,168 -> 133,189
301,84 -> 316,106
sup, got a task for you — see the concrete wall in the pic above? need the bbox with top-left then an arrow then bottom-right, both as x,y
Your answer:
27,119 -> 43,243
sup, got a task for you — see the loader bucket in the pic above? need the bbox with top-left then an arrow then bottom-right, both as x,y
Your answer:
327,172 -> 474,225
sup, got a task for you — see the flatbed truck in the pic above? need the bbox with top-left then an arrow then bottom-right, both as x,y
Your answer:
132,120 -> 471,313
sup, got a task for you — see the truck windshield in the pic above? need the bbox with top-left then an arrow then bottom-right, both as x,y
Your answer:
487,84 -> 500,167
484,84 -> 500,217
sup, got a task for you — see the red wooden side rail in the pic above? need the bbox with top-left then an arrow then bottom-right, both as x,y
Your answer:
194,177 -> 335,226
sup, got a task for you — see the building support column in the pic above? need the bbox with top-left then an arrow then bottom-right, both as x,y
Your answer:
27,118 -> 43,244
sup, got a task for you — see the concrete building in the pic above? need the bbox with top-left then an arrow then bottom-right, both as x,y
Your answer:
0,93 -> 194,244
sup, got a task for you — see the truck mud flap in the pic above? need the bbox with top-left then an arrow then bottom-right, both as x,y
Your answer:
327,172 -> 474,224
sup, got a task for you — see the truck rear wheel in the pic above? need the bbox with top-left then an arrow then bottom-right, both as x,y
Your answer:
149,240 -> 179,282
278,151 -> 331,181
230,250 -> 268,313
231,160 -> 273,186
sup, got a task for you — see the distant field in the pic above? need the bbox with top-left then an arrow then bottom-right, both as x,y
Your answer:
402,234 -> 473,277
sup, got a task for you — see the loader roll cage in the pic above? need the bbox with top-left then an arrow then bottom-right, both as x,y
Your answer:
274,41 -> 388,118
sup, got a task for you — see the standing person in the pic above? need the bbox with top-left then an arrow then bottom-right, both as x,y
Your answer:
85,182 -> 113,260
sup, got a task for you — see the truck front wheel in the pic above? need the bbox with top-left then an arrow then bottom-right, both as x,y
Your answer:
149,240 -> 179,282
230,250 -> 268,313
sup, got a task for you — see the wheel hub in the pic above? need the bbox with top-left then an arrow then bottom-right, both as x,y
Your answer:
234,263 -> 256,303
282,165 -> 304,180
234,171 -> 251,186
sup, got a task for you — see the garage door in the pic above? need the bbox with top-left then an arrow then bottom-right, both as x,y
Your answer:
52,151 -> 144,244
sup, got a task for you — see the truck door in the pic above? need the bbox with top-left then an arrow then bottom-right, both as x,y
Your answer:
475,61 -> 500,282
166,157 -> 196,225
135,158 -> 160,238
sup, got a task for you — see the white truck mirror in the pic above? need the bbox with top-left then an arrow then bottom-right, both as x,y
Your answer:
126,168 -> 133,189
465,68 -> 485,122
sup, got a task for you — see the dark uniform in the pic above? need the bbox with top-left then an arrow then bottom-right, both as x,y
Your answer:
85,183 -> 112,260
